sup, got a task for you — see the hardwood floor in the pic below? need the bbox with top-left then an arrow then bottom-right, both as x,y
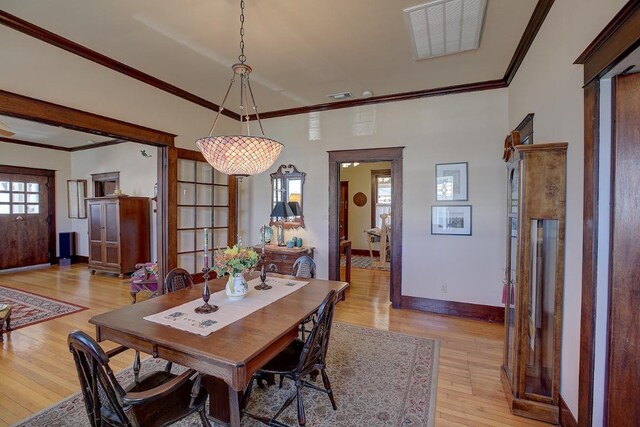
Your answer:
0,264 -> 547,426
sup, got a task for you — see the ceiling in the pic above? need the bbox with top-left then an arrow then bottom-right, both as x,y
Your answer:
0,115 -> 115,149
0,0 -> 538,117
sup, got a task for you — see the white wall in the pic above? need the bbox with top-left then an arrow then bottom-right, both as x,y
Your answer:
70,142 -> 158,259
339,161 -> 391,250
506,0 -> 627,417
0,143 -> 71,257
243,89 -> 508,306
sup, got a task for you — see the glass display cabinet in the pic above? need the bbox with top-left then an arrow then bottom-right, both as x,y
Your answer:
502,140 -> 567,424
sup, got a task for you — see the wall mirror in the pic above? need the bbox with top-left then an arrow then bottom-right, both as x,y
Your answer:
270,164 -> 305,228
67,179 -> 87,218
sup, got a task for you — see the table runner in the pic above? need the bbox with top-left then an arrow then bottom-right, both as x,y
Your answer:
143,277 -> 309,336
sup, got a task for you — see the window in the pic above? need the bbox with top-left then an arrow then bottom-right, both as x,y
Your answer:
370,169 -> 391,228
176,158 -> 232,275
0,180 -> 40,215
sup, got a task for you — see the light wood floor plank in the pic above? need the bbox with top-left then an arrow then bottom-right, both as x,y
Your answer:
0,264 -> 547,426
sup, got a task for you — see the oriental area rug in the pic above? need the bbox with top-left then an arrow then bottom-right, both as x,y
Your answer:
16,322 -> 439,427
0,285 -> 87,331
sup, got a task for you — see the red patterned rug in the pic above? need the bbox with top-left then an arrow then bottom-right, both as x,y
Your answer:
0,286 -> 87,331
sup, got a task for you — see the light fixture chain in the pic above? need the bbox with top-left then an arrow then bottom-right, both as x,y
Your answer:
238,0 -> 246,64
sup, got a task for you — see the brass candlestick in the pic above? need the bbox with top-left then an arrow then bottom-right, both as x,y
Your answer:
195,265 -> 219,313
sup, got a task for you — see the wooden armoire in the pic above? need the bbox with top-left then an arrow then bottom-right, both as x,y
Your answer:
86,196 -> 150,278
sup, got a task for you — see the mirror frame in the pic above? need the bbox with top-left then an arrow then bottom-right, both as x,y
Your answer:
270,164 -> 305,229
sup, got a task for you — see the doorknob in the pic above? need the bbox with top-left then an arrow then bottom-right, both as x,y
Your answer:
16,215 -> 24,221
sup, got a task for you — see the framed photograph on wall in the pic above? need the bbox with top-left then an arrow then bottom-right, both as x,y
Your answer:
431,205 -> 472,235
435,162 -> 468,201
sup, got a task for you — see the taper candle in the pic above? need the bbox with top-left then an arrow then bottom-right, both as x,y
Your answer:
203,228 -> 209,269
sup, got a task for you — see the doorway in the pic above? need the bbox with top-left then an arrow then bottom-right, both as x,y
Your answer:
328,147 -> 403,308
0,165 -> 55,270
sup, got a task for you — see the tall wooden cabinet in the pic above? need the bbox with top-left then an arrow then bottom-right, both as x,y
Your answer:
502,142 -> 567,424
87,196 -> 150,278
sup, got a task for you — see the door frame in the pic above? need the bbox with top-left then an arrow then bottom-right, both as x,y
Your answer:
339,181 -> 349,240
0,164 -> 55,268
574,3 -> 640,425
0,90 -> 176,283
328,147 -> 404,308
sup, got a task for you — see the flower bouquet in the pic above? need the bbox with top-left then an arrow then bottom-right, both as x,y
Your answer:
212,245 -> 259,299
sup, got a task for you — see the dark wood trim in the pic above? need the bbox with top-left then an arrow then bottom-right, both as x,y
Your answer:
503,0 -> 555,84
1,3 -> 557,122
351,248 -> 379,257
401,295 -> 504,323
0,90 -> 175,147
577,5 -> 640,425
328,147 -> 403,308
0,136 -> 71,152
69,139 -> 126,152
0,11 -> 240,122
0,165 -> 56,262
514,113 -> 534,144
574,2 -> 640,84
73,255 -> 89,264
176,147 -> 207,162
559,395 -> 579,427
579,80 -> 599,427
0,164 -> 55,177
228,176 -> 238,246
167,147 -> 178,273
254,80 -> 506,120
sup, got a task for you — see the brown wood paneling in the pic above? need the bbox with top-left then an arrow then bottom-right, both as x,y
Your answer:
578,80 -> 599,427
0,90 -> 175,147
574,2 -> 640,84
503,0 -> 555,85
606,72 -> 640,426
0,11 -> 240,122
401,295 -> 504,323
69,139 -> 126,152
328,147 -> 403,308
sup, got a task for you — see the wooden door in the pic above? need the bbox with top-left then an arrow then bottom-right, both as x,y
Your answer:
339,181 -> 349,240
0,167 -> 54,270
606,72 -> 640,425
88,201 -> 104,266
103,200 -> 120,268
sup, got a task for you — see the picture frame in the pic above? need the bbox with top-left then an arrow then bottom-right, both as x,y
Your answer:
435,162 -> 468,201
431,205 -> 472,236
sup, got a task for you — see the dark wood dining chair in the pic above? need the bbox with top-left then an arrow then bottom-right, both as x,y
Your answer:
68,330 -> 211,427
242,290 -> 338,426
164,267 -> 195,293
133,267 -> 195,382
293,256 -> 317,340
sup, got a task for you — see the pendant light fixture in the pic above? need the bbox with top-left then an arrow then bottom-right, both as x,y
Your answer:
196,0 -> 283,177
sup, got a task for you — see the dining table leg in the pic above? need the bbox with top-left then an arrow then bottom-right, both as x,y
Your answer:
202,375 -> 243,426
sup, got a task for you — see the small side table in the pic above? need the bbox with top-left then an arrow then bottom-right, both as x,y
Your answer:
0,304 -> 12,342
340,240 -> 352,283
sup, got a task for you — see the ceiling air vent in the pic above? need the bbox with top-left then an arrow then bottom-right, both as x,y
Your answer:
404,0 -> 487,60
327,92 -> 352,101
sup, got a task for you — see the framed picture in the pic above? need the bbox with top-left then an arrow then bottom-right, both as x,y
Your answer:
67,179 -> 87,219
431,205 -> 472,236
436,162 -> 468,201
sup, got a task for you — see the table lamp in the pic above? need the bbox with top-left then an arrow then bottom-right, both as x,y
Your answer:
270,201 -> 294,246
288,201 -> 302,218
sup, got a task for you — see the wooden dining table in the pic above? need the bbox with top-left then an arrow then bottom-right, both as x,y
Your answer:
90,273 -> 349,426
